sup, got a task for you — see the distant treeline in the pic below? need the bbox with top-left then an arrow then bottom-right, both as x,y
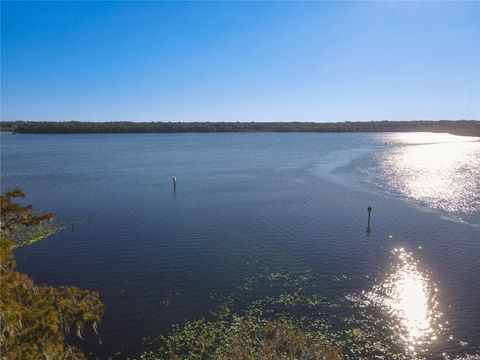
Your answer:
1,120 -> 480,137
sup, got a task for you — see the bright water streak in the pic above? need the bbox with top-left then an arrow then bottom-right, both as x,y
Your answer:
363,248 -> 442,355
361,133 -> 480,224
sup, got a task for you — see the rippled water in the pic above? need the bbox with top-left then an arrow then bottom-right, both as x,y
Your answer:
357,133 -> 480,224
362,248 -> 442,354
1,132 -> 479,359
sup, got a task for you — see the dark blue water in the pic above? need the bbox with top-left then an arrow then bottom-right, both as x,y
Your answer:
1,132 -> 479,359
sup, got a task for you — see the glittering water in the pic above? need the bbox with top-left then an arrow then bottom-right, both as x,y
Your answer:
356,133 -> 480,225
1,132 -> 479,359
363,248 -> 442,355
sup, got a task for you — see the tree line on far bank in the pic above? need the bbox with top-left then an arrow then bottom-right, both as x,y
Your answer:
1,120 -> 479,137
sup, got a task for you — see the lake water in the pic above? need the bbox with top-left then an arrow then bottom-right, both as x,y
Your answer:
1,132 -> 479,359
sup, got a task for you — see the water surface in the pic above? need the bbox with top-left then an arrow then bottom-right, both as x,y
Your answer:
1,132 -> 479,359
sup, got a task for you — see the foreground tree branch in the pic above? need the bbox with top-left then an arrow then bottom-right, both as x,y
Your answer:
0,189 -> 104,360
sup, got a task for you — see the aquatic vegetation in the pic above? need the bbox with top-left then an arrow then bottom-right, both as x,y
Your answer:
0,188 -> 76,249
161,292 -> 182,308
4,221 -> 68,248
137,269 -> 343,359
140,316 -> 343,360
138,268 -> 344,359
139,262 -> 480,360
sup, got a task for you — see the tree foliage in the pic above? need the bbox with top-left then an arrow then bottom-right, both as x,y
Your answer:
0,188 -> 104,360
2,120 -> 479,137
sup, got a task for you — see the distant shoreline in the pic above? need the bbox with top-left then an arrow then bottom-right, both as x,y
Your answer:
1,120 -> 479,137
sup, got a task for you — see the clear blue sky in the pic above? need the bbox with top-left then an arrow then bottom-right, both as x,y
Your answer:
1,1 -> 479,122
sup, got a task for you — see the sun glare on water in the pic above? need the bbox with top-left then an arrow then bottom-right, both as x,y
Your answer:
378,133 -> 480,217
364,248 -> 443,354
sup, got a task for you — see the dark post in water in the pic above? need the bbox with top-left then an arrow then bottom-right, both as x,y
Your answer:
367,206 -> 372,232
173,176 -> 177,191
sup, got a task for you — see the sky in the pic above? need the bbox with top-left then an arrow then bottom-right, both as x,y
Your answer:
1,1 -> 479,122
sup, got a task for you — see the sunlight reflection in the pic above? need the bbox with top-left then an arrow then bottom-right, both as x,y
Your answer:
365,248 -> 442,354
377,133 -> 480,216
